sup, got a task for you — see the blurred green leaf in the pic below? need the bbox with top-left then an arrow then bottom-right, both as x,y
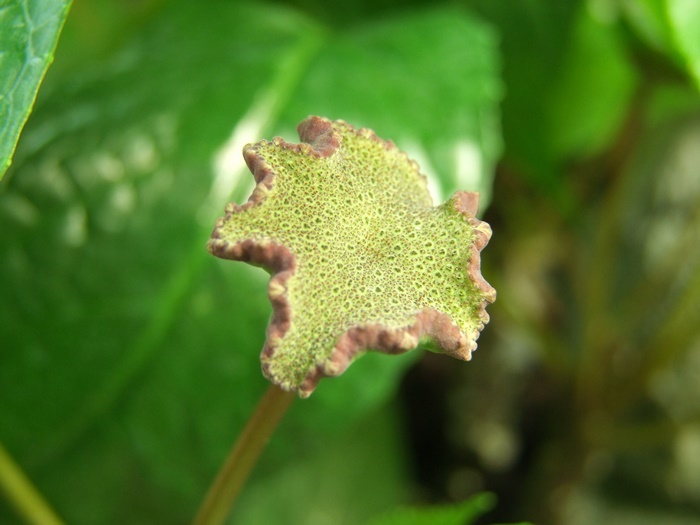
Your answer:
232,405 -> 409,525
668,0 -> 700,89
465,0 -> 580,186
622,0 -> 700,89
365,494 -> 493,525
619,0 -> 680,59
546,5 -> 636,159
0,1 -> 503,523
646,83 -> 700,126
365,492 -> 532,525
0,0 -> 71,179
0,0 -> 318,462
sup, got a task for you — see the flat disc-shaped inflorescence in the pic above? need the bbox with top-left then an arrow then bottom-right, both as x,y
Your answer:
208,116 -> 496,397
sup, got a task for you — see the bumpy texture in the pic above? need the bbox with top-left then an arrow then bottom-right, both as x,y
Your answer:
208,116 -> 496,397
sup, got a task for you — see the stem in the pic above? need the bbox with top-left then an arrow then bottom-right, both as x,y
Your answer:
193,384 -> 296,525
0,442 -> 65,525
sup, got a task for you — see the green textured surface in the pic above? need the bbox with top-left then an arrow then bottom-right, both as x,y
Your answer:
210,119 -> 494,393
0,0 -> 71,179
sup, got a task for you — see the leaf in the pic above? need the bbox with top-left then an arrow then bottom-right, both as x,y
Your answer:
0,2 -> 323,521
0,0 -> 71,180
619,0 -> 680,60
465,0 -> 580,187
0,0 -> 316,459
231,405 -> 408,525
668,0 -> 700,90
208,117 -> 496,396
546,6 -> 637,160
364,492 -> 532,525
0,1 -> 503,522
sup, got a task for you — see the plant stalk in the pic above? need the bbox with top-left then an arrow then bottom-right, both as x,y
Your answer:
193,384 -> 296,525
0,442 -> 65,525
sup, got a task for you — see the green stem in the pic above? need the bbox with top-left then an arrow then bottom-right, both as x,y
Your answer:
193,384 -> 296,525
0,442 -> 65,525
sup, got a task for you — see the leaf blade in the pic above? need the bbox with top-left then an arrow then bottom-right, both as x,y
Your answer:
365,493 -> 496,525
668,0 -> 700,90
0,0 -> 72,180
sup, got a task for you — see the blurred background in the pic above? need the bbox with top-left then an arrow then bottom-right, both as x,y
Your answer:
1,0 -> 699,523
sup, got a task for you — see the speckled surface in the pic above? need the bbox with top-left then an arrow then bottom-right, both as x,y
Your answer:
208,117 -> 495,396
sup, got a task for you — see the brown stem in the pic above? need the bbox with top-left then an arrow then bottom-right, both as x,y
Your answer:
193,384 -> 296,525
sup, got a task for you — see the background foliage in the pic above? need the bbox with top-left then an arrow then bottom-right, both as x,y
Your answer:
1,0 -> 699,524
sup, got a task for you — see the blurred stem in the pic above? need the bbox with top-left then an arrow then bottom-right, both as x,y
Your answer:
573,81 -> 648,413
609,264 -> 700,412
0,442 -> 65,525
193,384 -> 296,525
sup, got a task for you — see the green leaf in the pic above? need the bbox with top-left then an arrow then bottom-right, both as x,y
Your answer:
0,2 -> 322,521
621,0 -> 700,90
365,492 -> 504,525
619,0 -> 680,60
0,0 -> 71,180
668,0 -> 700,90
465,0 -> 580,186
546,6 -> 637,159
469,1 -> 638,195
208,117 -> 496,395
0,1 -> 503,523
232,405 -> 409,525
